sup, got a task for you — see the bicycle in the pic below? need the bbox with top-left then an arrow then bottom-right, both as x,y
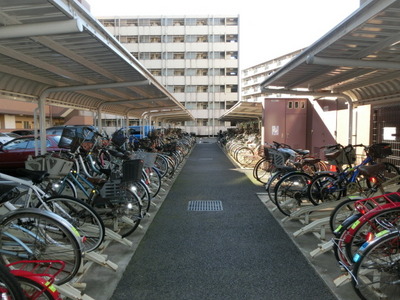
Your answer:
308,143 -> 399,204
0,168 -> 105,253
7,260 -> 65,300
0,208 -> 83,285
351,228 -> 400,300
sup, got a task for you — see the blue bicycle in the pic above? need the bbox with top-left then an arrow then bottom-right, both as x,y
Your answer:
307,143 -> 399,203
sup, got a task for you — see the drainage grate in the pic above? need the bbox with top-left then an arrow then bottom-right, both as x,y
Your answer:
187,200 -> 223,211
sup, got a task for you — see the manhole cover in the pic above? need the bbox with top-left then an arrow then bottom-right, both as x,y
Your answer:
188,200 -> 223,211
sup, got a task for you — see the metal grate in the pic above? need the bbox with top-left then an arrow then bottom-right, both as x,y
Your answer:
187,200 -> 223,211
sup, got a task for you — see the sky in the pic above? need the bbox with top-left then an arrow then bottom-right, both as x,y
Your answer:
89,0 -> 360,68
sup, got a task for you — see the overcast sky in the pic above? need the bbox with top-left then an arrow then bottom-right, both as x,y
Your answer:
89,0 -> 360,68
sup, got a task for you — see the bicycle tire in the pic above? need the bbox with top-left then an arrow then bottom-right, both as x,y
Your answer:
132,180 -> 152,214
38,195 -> 105,252
154,154 -> 168,178
15,275 -> 56,300
0,264 -> 26,300
307,173 -> 343,205
329,197 -> 360,233
331,213 -> 363,266
345,206 -> 400,264
274,172 -> 314,216
147,167 -> 162,198
351,230 -> 400,300
92,186 -> 142,238
266,171 -> 286,204
0,208 -> 82,285
254,158 -> 273,184
235,147 -> 254,166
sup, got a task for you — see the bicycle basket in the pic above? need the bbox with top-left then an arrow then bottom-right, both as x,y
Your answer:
324,145 -> 355,165
58,127 -> 85,152
25,155 -> 74,179
268,148 -> 289,167
368,143 -> 392,159
121,159 -> 144,183
111,130 -> 126,147
130,152 -> 157,168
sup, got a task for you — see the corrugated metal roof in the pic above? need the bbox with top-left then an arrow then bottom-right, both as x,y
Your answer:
260,0 -> 400,106
220,101 -> 262,121
0,0 -> 193,121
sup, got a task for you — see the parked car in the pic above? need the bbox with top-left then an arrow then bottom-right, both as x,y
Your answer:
46,125 -> 97,140
11,130 -> 35,136
0,132 -> 20,144
0,135 -> 63,170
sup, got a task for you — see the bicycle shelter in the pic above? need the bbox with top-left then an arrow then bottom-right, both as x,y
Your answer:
0,0 -> 194,153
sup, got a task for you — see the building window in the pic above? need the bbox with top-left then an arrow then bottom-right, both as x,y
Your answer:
173,36 -> 185,43
173,18 -> 184,26
185,86 -> 196,92
173,86 -> 185,93
139,36 -> 150,43
173,53 -> 185,59
139,19 -> 150,26
150,53 -> 161,59
226,34 -> 238,43
150,69 -> 161,76
208,18 -> 225,25
174,69 -> 185,76
226,18 -> 239,26
288,101 -> 293,109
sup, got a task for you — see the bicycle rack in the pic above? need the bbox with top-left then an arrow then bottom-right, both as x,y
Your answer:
310,239 -> 334,257
54,283 -> 95,300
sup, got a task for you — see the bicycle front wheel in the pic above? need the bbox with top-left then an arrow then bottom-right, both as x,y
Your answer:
92,187 -> 142,238
0,264 -> 26,300
254,158 -> 274,184
274,172 -> 313,216
0,208 -> 82,285
38,196 -> 105,252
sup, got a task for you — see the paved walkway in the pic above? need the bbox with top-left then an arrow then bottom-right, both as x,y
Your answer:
109,142 -> 338,300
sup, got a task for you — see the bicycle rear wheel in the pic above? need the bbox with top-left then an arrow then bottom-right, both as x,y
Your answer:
274,172 -> 313,216
38,196 -> 105,252
352,230 -> 400,300
307,173 -> 343,205
0,208 -> 82,285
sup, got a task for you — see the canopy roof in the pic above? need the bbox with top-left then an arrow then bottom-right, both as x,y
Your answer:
260,0 -> 400,106
0,0 -> 193,122
219,101 -> 262,121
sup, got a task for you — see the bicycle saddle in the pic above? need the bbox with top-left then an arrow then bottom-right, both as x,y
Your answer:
358,163 -> 386,177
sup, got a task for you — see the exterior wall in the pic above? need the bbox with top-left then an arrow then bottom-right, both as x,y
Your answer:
263,99 -> 308,150
98,15 -> 239,136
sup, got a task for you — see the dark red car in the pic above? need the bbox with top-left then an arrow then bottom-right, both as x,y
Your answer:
0,135 -> 63,170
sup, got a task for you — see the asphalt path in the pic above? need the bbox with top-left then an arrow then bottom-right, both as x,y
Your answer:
110,142 -> 338,300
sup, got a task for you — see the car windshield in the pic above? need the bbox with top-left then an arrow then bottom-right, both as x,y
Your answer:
4,138 -> 30,150
3,137 -> 52,150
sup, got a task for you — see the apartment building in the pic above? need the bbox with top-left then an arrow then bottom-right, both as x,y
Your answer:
241,50 -> 302,103
98,15 -> 239,136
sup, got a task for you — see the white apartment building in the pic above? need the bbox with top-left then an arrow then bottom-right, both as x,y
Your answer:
241,50 -> 302,103
97,15 -> 239,136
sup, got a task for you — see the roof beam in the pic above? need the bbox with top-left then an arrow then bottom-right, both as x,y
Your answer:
0,19 -> 83,39
306,55 -> 400,70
